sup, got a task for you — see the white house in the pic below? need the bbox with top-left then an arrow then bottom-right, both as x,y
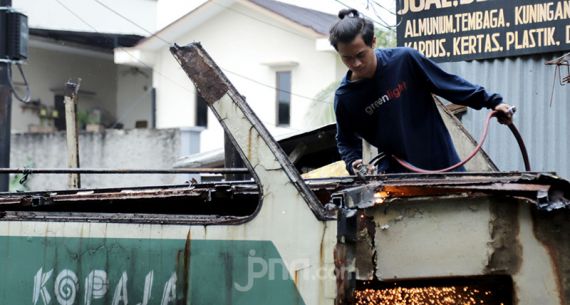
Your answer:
116,0 -> 346,152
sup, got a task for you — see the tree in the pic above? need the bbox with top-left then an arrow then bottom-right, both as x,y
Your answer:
302,81 -> 338,129
375,28 -> 396,48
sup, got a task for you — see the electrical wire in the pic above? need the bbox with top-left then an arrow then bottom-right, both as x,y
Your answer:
108,86 -> 303,131
369,0 -> 396,15
51,0 -> 333,134
53,0 -> 98,33
55,0 -> 310,130
94,0 -> 317,43
367,0 -> 402,29
7,63 -> 31,103
53,0 -> 196,95
86,0 -> 331,105
88,0 -> 332,105
333,0 -> 396,33
222,68 -> 331,105
367,0 -> 391,27
208,0 -> 320,42
93,0 -> 172,45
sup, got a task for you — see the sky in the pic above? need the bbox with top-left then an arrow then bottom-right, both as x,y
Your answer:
12,0 -> 398,36
283,0 -> 397,29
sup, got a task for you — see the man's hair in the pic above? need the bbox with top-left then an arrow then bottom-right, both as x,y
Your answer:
329,9 -> 374,50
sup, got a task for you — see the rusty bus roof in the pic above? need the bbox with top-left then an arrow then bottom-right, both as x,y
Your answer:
1,172 -> 568,212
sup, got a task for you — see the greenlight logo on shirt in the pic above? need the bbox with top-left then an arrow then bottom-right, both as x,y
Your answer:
365,81 -> 408,115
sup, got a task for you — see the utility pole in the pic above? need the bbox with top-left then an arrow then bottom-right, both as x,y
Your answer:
0,0 -> 28,191
0,65 -> 10,192
0,0 -> 13,191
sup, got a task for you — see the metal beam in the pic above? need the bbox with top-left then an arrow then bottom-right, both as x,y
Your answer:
170,43 -> 334,220
0,168 -> 249,174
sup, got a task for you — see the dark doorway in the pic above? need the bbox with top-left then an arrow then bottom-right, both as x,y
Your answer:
54,94 -> 65,131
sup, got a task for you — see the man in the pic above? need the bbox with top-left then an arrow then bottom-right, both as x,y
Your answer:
330,9 -> 513,174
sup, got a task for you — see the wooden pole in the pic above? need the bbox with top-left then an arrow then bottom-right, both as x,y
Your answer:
64,79 -> 81,188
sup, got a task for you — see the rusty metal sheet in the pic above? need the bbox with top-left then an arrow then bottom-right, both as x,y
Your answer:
357,197 -> 564,305
332,172 -> 570,305
2,172 -> 569,212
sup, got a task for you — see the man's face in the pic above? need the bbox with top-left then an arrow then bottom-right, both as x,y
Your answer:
337,35 -> 377,80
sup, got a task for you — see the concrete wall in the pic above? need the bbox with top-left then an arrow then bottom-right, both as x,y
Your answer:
152,1 -> 339,151
10,129 -> 184,191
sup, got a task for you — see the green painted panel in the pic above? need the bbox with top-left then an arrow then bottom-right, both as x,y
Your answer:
0,236 -> 306,305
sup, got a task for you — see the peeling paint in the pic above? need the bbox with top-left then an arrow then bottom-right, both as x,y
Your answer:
248,126 -> 253,161
532,208 -> 570,305
335,207 -> 357,305
485,198 -> 522,275
183,229 -> 192,304
355,212 -> 376,281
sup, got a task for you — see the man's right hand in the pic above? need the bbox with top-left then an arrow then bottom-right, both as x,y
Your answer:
351,159 -> 375,175
494,103 -> 515,125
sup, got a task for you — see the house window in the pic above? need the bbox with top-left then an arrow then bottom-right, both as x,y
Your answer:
276,71 -> 291,126
196,92 -> 208,127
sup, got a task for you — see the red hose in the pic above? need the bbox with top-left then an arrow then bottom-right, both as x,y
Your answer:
392,110 -> 531,173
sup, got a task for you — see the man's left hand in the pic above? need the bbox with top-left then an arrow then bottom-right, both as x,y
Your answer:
494,103 -> 515,125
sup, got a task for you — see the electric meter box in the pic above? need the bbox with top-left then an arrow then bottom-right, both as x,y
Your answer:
0,10 -> 28,60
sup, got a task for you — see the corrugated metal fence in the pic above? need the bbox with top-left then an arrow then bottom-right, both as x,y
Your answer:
440,52 -> 569,179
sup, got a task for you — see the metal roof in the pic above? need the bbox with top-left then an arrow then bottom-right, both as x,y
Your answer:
31,28 -> 144,51
248,0 -> 337,35
439,52 -> 570,180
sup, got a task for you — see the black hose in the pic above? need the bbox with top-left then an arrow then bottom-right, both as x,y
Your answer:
507,123 -> 531,171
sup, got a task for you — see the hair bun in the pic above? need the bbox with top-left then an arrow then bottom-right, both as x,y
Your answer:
338,8 -> 359,19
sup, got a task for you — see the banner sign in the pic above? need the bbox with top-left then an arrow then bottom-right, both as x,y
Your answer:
396,0 -> 570,62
